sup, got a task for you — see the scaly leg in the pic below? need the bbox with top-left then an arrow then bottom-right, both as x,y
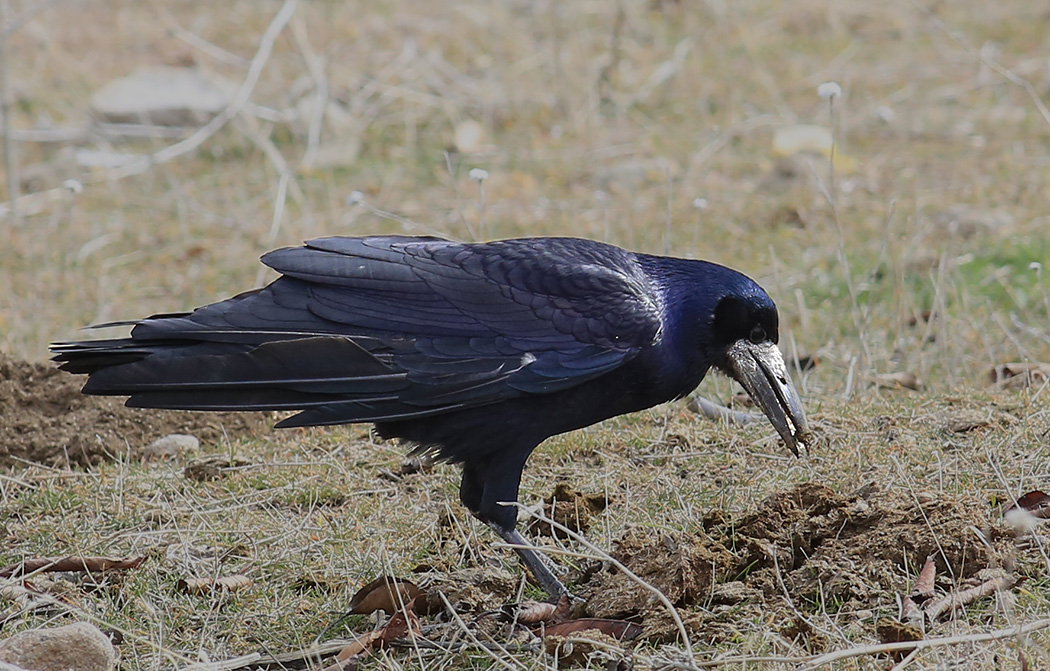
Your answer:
493,525 -> 569,600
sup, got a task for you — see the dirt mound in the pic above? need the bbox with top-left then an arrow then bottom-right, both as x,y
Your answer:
0,353 -> 271,468
580,483 -> 1013,644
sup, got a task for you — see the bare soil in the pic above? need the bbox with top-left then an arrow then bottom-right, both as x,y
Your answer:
576,482 -> 1016,646
0,353 -> 270,468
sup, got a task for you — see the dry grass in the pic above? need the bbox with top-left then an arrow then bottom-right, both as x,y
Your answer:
1,0 -> 1049,668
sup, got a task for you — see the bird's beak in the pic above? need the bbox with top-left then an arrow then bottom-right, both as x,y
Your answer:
723,340 -> 810,455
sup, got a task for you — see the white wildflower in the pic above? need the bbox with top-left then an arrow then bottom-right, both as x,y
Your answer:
817,81 -> 842,99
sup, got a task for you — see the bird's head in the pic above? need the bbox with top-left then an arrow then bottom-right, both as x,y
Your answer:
708,292 -> 811,455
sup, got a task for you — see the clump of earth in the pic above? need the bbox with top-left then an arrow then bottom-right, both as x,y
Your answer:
576,482 -> 1015,646
0,353 -> 270,467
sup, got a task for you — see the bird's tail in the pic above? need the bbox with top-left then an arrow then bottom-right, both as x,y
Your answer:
50,335 -> 411,422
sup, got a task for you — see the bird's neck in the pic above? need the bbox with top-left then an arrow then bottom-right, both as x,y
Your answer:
635,255 -> 734,393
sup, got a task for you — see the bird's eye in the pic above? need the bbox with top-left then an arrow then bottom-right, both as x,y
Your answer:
749,326 -> 766,344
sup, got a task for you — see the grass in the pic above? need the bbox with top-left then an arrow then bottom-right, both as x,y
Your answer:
2,0 -> 1050,668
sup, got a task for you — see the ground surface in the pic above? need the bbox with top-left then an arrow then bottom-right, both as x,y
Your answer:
0,353 -> 270,467
1,0 -> 1049,669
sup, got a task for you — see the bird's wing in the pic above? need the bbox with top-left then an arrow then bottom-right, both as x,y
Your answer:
262,236 -> 662,347
60,236 -> 664,426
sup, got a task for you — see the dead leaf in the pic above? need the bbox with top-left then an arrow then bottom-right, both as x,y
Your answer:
377,603 -> 421,643
543,618 -> 642,641
0,556 -> 146,579
990,363 -> 1050,389
506,600 -> 557,624
504,594 -> 571,624
333,629 -> 382,661
334,597 -> 421,665
900,595 -> 923,627
913,555 -> 937,598
294,573 -> 336,592
348,576 -> 424,615
768,206 -> 808,229
1006,491 -> 1050,519
872,371 -> 923,391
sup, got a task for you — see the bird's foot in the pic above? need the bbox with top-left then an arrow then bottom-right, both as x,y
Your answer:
496,526 -> 575,601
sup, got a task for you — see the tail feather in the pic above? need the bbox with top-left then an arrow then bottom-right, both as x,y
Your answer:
53,336 -> 416,419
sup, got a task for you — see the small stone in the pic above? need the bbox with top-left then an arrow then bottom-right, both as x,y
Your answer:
0,622 -> 116,671
144,433 -> 199,460
92,67 -> 231,126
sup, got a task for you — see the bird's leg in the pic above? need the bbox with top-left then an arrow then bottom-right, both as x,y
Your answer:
461,458 -> 571,601
492,524 -> 569,600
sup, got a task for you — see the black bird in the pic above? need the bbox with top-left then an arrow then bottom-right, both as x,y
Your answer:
52,236 -> 810,598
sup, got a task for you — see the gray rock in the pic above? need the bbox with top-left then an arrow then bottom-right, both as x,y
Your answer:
0,622 -> 116,671
144,433 -> 200,460
92,67 -> 231,126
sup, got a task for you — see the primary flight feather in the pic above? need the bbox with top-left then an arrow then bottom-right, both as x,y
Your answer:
53,235 -> 810,597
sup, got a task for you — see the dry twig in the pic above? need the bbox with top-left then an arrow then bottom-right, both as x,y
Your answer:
105,0 -> 298,181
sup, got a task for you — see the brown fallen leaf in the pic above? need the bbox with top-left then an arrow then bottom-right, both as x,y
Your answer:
872,371 -> 923,391
543,618 -> 642,641
989,362 -> 1050,388
506,600 -> 557,624
503,594 -> 571,624
900,595 -> 923,627
912,555 -> 937,599
0,556 -> 146,579
377,603 -> 421,643
334,630 -> 382,662
177,574 -> 253,595
348,576 -> 424,615
331,597 -> 421,667
1006,490 -> 1050,519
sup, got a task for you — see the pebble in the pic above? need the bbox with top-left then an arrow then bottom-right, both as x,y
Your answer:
92,67 -> 230,126
144,433 -> 199,460
0,622 -> 116,671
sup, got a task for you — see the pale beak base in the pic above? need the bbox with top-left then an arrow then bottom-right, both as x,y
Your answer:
722,340 -> 811,455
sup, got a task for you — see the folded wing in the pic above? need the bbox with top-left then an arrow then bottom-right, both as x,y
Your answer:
52,236 -> 664,427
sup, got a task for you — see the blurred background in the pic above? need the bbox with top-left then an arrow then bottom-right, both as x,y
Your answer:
1,0 -> 1048,398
